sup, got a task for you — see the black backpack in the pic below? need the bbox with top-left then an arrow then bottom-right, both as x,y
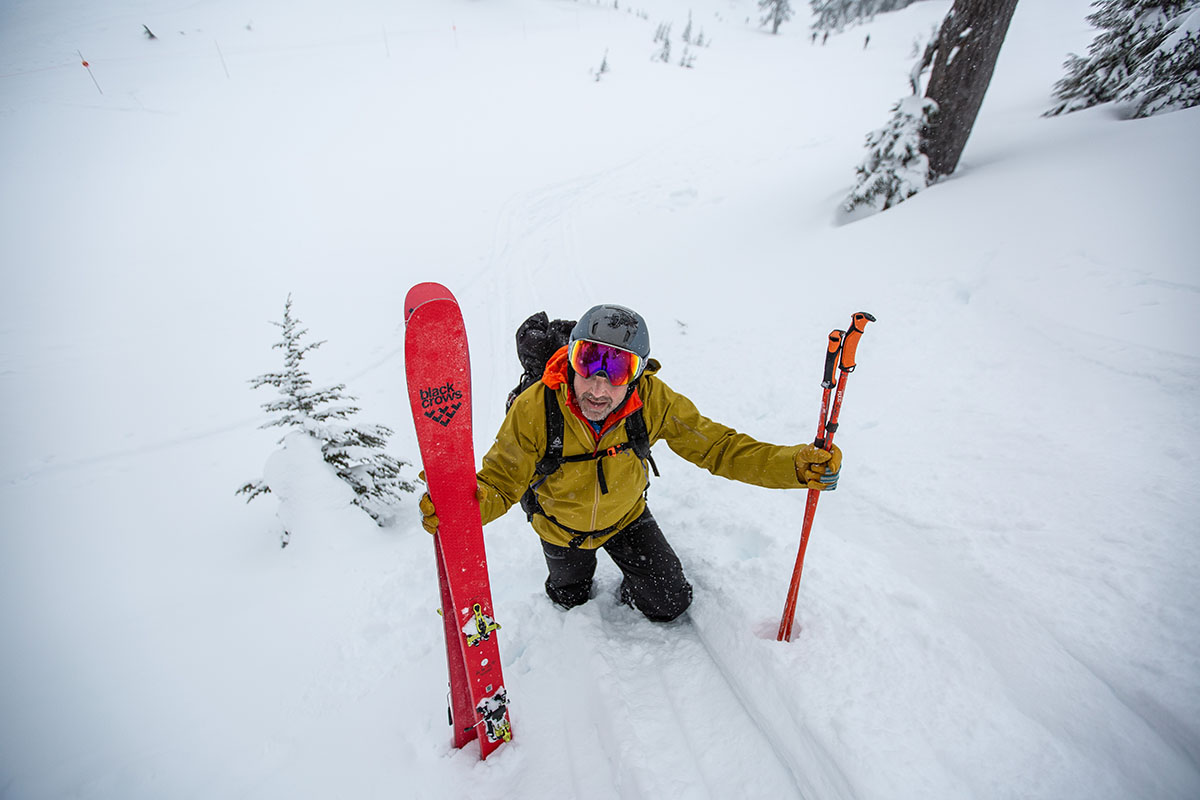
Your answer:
505,311 -> 575,412
506,311 -> 658,547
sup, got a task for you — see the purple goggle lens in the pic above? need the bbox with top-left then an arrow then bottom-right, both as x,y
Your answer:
568,339 -> 642,386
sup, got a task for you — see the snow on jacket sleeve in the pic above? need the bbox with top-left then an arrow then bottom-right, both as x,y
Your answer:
640,374 -> 805,490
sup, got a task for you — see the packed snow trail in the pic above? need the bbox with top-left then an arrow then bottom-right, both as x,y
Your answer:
490,581 -> 810,800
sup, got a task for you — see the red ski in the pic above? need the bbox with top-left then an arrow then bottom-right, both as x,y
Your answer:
404,282 -> 511,759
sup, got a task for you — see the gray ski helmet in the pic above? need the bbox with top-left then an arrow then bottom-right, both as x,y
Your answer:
569,304 -> 651,371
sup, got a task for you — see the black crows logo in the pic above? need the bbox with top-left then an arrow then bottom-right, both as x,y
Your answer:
421,381 -> 464,427
424,402 -> 461,427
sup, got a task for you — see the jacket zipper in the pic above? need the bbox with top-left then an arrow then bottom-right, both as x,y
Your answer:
566,412 -> 605,532
587,421 -> 602,531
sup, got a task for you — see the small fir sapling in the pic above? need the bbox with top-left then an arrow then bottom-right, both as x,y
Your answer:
843,94 -> 937,213
238,295 -> 415,527
843,36 -> 938,214
595,49 -> 610,80
679,10 -> 708,58
653,22 -> 672,62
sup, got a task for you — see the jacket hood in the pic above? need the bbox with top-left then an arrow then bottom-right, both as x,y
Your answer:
542,345 -> 571,390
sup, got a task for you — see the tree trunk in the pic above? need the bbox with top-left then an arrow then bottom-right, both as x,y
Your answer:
922,0 -> 1020,178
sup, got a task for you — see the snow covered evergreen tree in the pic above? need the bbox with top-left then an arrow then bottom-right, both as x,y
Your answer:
810,0 -> 923,33
237,295 -> 414,526
811,0 -> 852,30
1124,6 -> 1200,115
1046,0 -> 1196,115
843,94 -> 937,213
653,22 -> 672,62
594,49 -> 610,81
760,0 -> 794,34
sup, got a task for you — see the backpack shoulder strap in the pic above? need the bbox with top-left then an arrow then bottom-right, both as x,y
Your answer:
521,381 -> 658,536
533,383 -> 657,489
625,405 -> 659,477
519,385 -> 562,521
536,384 -> 565,476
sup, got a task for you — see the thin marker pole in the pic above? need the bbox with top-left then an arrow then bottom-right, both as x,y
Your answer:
215,40 -> 230,78
77,50 -> 103,95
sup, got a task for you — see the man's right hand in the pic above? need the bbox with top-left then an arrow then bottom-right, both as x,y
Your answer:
419,491 -> 440,534
417,471 -> 489,535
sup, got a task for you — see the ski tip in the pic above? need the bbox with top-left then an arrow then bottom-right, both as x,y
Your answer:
404,282 -> 457,322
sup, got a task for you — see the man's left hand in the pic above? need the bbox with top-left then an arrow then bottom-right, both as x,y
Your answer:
795,444 -> 842,491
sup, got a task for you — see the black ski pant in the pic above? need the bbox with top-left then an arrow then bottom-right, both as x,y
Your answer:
540,508 -> 692,622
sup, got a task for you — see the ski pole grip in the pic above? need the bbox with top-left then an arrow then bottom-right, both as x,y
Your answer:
822,330 -> 843,388
838,312 -> 876,372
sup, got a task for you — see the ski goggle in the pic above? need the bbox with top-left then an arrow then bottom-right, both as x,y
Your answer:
568,339 -> 643,386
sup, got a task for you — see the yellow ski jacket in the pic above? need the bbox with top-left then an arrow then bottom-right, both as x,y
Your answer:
477,350 -> 807,549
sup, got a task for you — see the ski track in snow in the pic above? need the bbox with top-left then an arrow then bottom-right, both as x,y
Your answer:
486,529 -> 867,800
0,417 -> 256,485
505,586 -> 808,800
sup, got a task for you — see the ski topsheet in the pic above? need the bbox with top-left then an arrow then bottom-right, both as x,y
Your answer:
404,282 -> 511,759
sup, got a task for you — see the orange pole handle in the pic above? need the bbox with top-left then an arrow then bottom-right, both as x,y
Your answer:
821,330 -> 843,389
838,312 -> 875,372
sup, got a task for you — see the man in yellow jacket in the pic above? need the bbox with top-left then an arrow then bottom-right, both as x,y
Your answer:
421,304 -> 841,622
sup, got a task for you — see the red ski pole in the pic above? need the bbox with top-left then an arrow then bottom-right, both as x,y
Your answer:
777,312 -> 874,642
776,328 -> 841,643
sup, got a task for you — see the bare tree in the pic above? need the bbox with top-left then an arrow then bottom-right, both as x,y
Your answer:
844,0 -> 1020,214
921,0 -> 1021,177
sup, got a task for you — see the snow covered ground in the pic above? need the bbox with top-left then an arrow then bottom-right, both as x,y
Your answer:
1,0 -> 1197,797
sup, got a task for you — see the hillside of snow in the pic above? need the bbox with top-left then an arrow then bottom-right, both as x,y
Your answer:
1,0 -> 1197,798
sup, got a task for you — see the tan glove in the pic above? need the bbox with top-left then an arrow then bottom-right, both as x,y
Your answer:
418,471 -> 488,534
418,491 -> 440,534
794,444 -> 842,491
